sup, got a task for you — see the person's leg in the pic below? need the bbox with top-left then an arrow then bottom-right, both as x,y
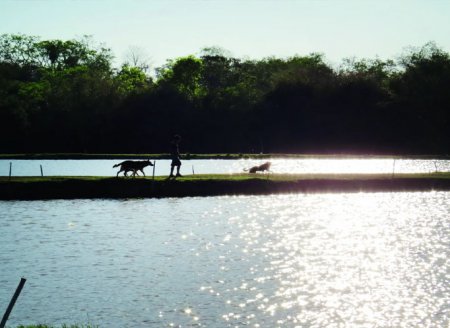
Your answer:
176,164 -> 182,177
170,165 -> 175,177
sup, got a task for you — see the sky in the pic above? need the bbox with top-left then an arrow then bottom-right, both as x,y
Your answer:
1,0 -> 450,69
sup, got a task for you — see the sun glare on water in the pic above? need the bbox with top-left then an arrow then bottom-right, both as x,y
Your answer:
232,158 -> 449,175
0,192 -> 448,327
202,193 -> 449,327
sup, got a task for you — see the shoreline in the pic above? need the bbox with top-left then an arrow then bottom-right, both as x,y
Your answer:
1,153 -> 450,160
1,174 -> 449,200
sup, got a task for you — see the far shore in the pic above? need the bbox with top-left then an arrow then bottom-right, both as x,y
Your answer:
1,153 -> 450,160
1,173 -> 449,200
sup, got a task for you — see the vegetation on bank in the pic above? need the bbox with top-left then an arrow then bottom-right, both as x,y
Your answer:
1,173 -> 449,200
2,172 -> 450,182
0,153 -> 250,160
1,153 -> 449,160
1,34 -> 449,155
15,325 -> 98,328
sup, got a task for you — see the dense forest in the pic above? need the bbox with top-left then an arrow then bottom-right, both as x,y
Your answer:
0,34 -> 449,154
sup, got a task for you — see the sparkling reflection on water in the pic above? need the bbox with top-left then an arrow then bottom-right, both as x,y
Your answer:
1,158 -> 450,176
0,192 -> 449,327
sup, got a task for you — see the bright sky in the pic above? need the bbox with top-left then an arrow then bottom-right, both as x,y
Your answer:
1,0 -> 450,69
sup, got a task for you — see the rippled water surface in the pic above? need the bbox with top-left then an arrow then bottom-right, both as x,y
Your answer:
0,192 -> 449,327
1,158 -> 449,176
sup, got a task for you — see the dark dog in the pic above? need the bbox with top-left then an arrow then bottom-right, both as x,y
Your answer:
113,160 -> 154,177
244,161 -> 272,173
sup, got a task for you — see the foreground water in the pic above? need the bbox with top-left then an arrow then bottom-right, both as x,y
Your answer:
0,192 -> 448,327
1,158 -> 450,176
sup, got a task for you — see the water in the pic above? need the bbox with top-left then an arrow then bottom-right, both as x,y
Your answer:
1,158 -> 449,176
1,192 -> 449,327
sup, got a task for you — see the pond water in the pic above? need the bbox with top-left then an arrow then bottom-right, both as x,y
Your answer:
0,192 -> 449,327
1,158 -> 449,177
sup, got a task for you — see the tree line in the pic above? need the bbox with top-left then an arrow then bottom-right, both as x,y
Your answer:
0,34 -> 449,154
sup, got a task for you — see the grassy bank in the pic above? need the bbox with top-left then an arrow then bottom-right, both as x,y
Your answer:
1,153 -> 450,160
15,325 -> 98,328
1,173 -> 449,200
0,153 -> 245,160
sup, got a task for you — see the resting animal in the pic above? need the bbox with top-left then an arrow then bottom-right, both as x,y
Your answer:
244,161 -> 272,173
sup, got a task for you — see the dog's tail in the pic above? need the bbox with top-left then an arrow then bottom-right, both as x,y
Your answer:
113,162 -> 124,168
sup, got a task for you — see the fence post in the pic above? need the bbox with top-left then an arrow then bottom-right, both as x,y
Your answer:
9,162 -> 12,181
40,165 -> 43,177
192,165 -> 195,175
0,277 -> 27,328
152,161 -> 156,181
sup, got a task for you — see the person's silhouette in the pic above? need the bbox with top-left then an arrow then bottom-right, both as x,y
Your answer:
169,135 -> 182,178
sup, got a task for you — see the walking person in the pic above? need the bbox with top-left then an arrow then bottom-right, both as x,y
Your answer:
169,134 -> 182,178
